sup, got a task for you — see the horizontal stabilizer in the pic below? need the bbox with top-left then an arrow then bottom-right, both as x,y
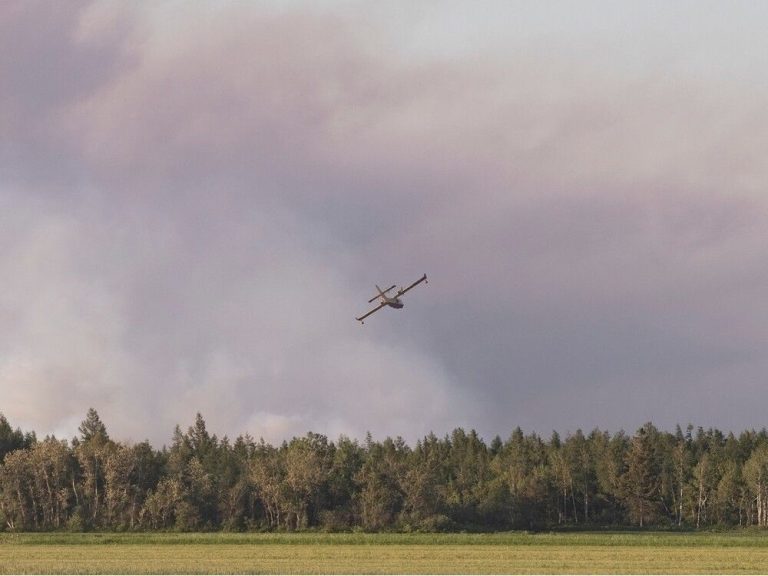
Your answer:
368,284 -> 397,303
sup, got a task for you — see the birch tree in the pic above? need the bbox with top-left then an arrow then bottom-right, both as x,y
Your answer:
744,444 -> 768,527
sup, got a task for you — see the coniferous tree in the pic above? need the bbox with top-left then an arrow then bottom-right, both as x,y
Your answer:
444,428 -> 490,526
621,426 -> 661,527
564,430 -> 594,524
355,437 -> 407,530
74,409 -> 112,528
324,435 -> 363,529
0,414 -> 35,463
78,409 -> 109,444
402,433 -> 448,530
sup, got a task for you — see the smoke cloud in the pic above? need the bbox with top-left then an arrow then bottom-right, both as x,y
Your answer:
3,2 -> 768,445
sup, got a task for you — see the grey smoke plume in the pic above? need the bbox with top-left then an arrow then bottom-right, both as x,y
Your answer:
3,2 -> 768,445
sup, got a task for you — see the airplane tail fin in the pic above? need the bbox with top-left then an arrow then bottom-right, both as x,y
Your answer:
368,284 -> 397,303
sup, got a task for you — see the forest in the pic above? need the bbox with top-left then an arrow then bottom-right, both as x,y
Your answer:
1,409 -> 768,532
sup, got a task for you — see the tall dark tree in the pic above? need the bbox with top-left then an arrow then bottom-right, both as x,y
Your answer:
490,427 -> 549,528
564,430 -> 594,523
74,409 -> 113,528
164,414 -> 220,530
0,413 -> 35,463
78,408 -> 109,444
621,425 -> 661,527
444,428 -> 490,526
402,433 -> 448,530
355,436 -> 408,530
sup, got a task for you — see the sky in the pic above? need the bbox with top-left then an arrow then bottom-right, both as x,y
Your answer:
3,1 -> 768,446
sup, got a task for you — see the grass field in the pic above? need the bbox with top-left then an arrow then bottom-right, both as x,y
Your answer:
2,531 -> 768,574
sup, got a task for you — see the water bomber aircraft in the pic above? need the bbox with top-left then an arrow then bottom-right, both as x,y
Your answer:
356,273 -> 428,324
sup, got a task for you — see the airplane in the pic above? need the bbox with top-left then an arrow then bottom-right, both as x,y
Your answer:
356,273 -> 428,324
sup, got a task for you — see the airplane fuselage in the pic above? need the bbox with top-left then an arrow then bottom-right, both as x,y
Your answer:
376,284 -> 404,309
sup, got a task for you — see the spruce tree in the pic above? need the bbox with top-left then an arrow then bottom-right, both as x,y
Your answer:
621,425 -> 661,527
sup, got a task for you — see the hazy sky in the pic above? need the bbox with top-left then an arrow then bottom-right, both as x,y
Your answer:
3,1 -> 768,446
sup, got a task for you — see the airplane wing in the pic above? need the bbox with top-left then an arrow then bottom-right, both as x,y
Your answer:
397,274 -> 428,296
356,301 -> 387,323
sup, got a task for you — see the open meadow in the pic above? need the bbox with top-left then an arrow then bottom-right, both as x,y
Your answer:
2,531 -> 768,574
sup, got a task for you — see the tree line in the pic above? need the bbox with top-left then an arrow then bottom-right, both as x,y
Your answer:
2,409 -> 768,532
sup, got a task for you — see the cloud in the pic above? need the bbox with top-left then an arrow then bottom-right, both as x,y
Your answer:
3,2 -> 768,445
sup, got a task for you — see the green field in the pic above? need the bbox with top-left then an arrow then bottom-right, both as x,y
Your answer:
2,532 -> 768,574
